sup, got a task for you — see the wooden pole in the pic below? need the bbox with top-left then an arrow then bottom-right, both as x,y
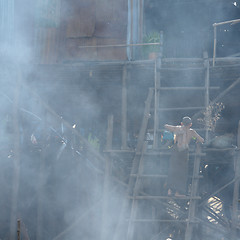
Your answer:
17,219 -> 20,240
9,66 -> 21,240
101,153 -> 111,240
127,142 -> 148,240
138,0 -> 144,42
36,110 -> 48,240
213,25 -> 217,67
106,114 -> 113,151
204,52 -> 210,143
153,58 -> 161,149
231,120 -> 240,240
185,143 -> 202,240
121,65 -> 128,150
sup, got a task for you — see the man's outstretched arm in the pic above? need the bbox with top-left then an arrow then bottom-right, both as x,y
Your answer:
164,124 -> 177,132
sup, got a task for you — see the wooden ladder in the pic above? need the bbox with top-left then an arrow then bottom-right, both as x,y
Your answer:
121,55 -> 211,240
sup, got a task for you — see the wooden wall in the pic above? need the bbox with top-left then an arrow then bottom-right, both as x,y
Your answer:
14,0 -> 127,63
60,0 -> 128,62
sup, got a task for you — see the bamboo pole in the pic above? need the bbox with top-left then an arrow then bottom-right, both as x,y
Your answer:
231,120 -> 240,240
36,110 -> 48,240
17,219 -> 20,240
153,58 -> 161,149
101,113 -> 115,240
213,25 -> 217,67
121,65 -> 128,149
204,52 -> 210,143
126,142 -> 148,240
101,153 -> 111,240
185,143 -> 202,240
106,114 -> 113,151
9,66 -> 21,240
78,42 -> 162,49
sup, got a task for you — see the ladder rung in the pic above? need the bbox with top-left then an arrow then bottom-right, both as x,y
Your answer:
128,196 -> 201,200
130,174 -> 167,178
157,107 -> 205,111
130,174 -> 203,179
148,128 -> 205,132
141,151 -> 206,157
126,219 -> 189,223
103,149 -> 206,156
157,87 -> 220,91
103,149 -> 135,153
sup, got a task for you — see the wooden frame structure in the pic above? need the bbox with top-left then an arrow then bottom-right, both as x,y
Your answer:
102,56 -> 240,240
2,55 -> 240,239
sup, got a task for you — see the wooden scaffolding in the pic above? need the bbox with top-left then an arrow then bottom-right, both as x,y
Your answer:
103,56 -> 240,240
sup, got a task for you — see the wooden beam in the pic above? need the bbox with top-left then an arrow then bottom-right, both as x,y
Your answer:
106,114 -> 113,150
9,67 -> 21,240
153,59 -> 161,149
185,144 -> 202,240
121,65 -> 128,149
231,120 -> 240,239
204,52 -> 210,143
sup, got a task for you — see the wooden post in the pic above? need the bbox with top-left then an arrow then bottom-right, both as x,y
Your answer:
231,120 -> 240,240
9,66 -> 21,240
138,0 -> 144,42
127,141 -> 148,240
185,143 -> 201,240
36,110 -> 48,240
106,114 -> 113,151
204,52 -> 210,144
17,219 -> 20,240
121,64 -> 128,150
213,25 -> 217,67
101,153 -> 111,240
102,113 -> 114,240
136,88 -> 154,152
153,58 -> 161,149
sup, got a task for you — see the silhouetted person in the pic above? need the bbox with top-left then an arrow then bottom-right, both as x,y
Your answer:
165,116 -> 204,196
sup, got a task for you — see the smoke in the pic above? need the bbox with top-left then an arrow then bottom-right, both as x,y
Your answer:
0,0 -> 240,240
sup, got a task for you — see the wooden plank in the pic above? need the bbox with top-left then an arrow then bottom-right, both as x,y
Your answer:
136,88 -> 154,152
185,144 -> 202,240
153,59 -> 161,149
231,120 -> 240,239
101,153 -> 111,240
106,114 -> 113,150
204,52 -> 210,143
130,174 -> 203,179
9,67 -> 21,240
155,87 -> 219,90
121,65 -> 128,149
126,219 -> 198,223
128,196 -> 201,200
127,142 -> 148,240
157,107 -> 205,111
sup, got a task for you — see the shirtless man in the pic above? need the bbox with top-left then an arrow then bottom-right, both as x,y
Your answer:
165,116 -> 204,196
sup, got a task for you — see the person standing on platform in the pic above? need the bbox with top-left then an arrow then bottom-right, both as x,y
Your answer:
165,116 -> 204,196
